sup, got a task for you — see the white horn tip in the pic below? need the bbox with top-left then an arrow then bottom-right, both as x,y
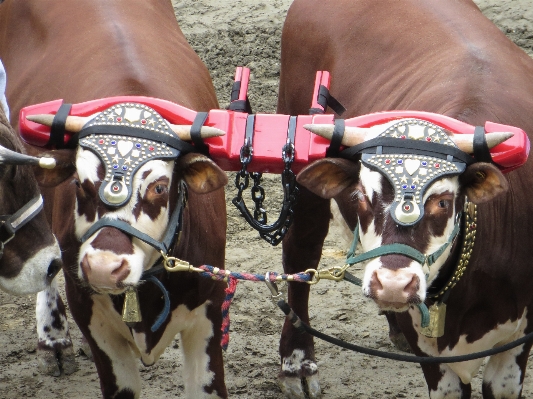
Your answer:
487,131 -> 515,148
201,126 -> 226,138
39,157 -> 56,169
27,114 -> 54,126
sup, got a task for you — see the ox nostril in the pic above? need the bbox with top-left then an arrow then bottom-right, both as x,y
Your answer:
403,275 -> 420,297
111,259 -> 130,284
47,258 -> 62,279
370,270 -> 384,292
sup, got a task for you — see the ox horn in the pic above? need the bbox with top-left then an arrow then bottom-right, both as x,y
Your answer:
304,123 -> 514,153
168,124 -> 226,139
27,114 -> 90,133
0,144 -> 56,169
27,114 -> 225,140
450,132 -> 514,153
303,124 -> 370,146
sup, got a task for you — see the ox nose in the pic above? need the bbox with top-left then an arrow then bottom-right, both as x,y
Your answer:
47,258 -> 62,280
81,253 -> 131,289
369,268 -> 421,305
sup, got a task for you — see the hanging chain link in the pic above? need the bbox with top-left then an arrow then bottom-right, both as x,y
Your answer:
232,117 -> 299,246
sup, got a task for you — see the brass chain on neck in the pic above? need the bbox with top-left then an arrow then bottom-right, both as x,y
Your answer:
430,201 -> 477,299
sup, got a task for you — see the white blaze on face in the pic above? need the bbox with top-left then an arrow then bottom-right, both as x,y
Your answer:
359,162 -> 461,308
74,147 -> 175,291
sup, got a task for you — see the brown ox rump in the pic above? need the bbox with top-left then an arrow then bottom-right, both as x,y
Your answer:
278,0 -> 533,397
0,0 -> 228,398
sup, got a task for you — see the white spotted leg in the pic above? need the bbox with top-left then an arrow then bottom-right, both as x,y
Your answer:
35,277 -> 78,376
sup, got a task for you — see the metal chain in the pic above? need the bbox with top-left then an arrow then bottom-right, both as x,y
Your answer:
232,117 -> 299,246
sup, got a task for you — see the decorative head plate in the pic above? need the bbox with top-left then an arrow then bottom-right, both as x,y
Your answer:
361,119 -> 466,225
79,103 -> 181,207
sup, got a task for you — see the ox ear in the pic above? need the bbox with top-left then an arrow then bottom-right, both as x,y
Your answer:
33,149 -> 77,187
297,158 -> 360,199
178,152 -> 228,194
460,162 -> 508,204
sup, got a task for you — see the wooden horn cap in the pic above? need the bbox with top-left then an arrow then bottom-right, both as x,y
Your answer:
303,124 -> 370,147
451,132 -> 514,153
26,114 -> 89,132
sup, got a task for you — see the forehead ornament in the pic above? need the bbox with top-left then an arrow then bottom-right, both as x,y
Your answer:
79,103 -> 182,207
359,119 -> 467,225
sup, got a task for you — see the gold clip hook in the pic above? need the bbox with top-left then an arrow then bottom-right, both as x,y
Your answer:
160,250 -> 192,272
304,269 -> 320,285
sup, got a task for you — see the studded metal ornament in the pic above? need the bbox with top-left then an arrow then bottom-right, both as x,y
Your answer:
79,103 -> 180,207
361,119 -> 466,226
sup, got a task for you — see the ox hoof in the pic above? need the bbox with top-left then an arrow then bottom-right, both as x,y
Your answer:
37,346 -> 78,376
37,349 -> 61,376
389,332 -> 412,353
61,346 -> 79,375
279,374 -> 322,399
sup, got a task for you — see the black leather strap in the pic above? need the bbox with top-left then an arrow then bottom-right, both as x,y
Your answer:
340,137 -> 475,165
74,125 -> 196,153
80,183 -> 186,253
190,112 -> 210,156
326,119 -> 345,157
309,85 -> 346,116
48,103 -> 72,149
473,125 -> 493,163
228,81 -> 253,113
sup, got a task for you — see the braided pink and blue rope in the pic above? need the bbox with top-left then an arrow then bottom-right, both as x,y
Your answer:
196,265 -> 312,350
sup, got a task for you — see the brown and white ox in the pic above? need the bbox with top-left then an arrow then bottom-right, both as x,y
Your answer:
277,0 -> 533,398
0,1 -> 229,397
0,63 -> 61,296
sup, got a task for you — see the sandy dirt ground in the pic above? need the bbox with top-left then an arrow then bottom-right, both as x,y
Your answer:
1,0 -> 533,398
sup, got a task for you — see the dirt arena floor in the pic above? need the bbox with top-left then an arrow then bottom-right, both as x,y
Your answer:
1,0 -> 533,398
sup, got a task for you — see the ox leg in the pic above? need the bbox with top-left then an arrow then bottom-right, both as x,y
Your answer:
482,341 -> 532,398
279,187 -> 330,399
179,301 -> 227,399
36,276 -> 78,376
420,363 -> 471,399
85,295 -> 141,398
65,277 -> 141,398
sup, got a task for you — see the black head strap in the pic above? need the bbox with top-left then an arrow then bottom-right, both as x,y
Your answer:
473,126 -> 493,163
80,182 -> 186,253
48,103 -> 72,149
326,119 -> 345,157
75,125 -> 196,153
340,136 -> 475,165
190,112 -> 210,156
309,85 -> 346,116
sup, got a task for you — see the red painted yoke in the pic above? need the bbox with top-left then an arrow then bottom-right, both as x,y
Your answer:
18,69 -> 530,174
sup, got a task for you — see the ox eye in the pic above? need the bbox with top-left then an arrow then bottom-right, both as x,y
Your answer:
74,179 -> 81,188
154,184 -> 168,195
438,199 -> 448,208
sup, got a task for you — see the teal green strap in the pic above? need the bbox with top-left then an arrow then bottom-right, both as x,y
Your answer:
425,215 -> 462,266
346,243 -> 426,266
417,303 -> 430,328
346,213 -> 462,268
